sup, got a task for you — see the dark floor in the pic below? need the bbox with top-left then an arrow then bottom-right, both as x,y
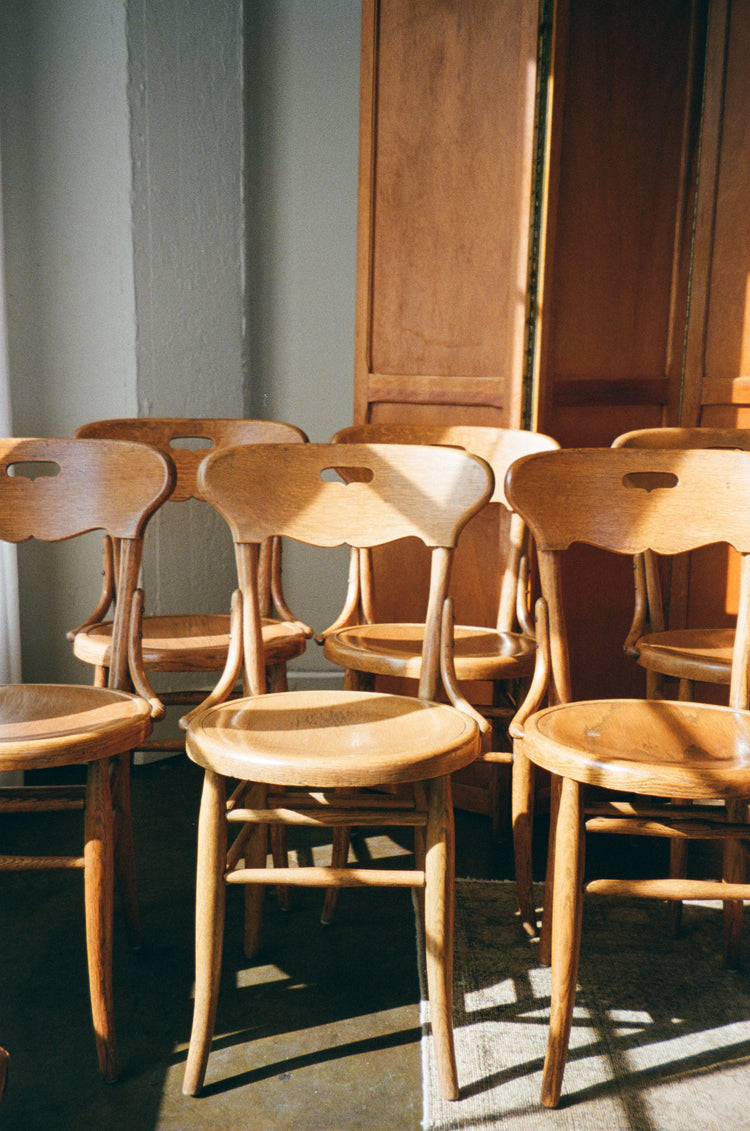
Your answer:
0,758 -> 670,1130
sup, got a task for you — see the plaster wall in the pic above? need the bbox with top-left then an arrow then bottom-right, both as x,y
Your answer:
0,0 -> 359,686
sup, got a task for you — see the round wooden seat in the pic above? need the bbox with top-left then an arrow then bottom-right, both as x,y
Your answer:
635,627 -> 734,684
186,688 -> 480,787
74,614 -> 308,673
325,623 -> 536,681
522,697 -> 750,799
0,684 -> 152,771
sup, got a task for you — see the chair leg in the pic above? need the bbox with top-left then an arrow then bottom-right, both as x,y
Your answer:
110,751 -> 142,948
318,670 -> 374,923
668,837 -> 686,937
183,769 -> 228,1097
242,783 -> 268,959
511,746 -> 537,937
540,774 -> 584,1109
424,774 -> 459,1102
320,826 -> 352,925
538,774 -> 561,967
266,662 -> 288,693
723,798 -> 745,969
83,758 -> 118,1082
270,824 -> 291,911
668,679 -> 695,937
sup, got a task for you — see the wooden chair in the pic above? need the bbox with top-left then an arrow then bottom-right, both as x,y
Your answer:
506,447 -> 750,1108
614,427 -> 750,932
70,418 -> 312,757
179,442 -> 493,1101
613,427 -> 750,699
0,437 -> 174,1081
319,424 -> 558,928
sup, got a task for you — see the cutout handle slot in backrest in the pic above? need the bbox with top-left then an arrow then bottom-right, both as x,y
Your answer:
321,465 -> 375,484
7,460 -> 61,480
169,436 -> 214,452
622,471 -> 679,493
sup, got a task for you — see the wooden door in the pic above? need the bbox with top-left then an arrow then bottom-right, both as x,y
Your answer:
535,0 -> 709,701
352,0 -> 742,809
353,0 -> 542,815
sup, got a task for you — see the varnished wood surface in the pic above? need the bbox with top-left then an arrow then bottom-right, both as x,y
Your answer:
0,684 -> 152,771
522,697 -> 750,799
0,437 -> 174,542
636,627 -> 734,683
507,445 -> 750,1108
186,689 -> 480,787
357,0 -> 539,421
326,425 -> 558,824
506,448 -> 750,557
198,443 -> 493,550
182,443 -> 492,1102
0,436 -> 175,1084
74,417 -> 307,502
75,613 -> 307,672
71,419 -> 312,747
613,427 -> 750,688
326,623 -> 535,681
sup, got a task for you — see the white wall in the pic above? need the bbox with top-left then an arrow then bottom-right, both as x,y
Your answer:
0,1 -> 139,679
0,0 -> 360,684
244,1 -> 361,666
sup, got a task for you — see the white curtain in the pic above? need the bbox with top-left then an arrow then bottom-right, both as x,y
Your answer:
0,152 -> 21,686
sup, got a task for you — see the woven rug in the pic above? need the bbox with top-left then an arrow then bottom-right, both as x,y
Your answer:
421,880 -> 750,1130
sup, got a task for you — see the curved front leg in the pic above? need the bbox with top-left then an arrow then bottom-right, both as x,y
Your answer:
540,774 -> 584,1109
424,774 -> 459,1102
183,769 -> 228,1096
84,757 -> 118,1082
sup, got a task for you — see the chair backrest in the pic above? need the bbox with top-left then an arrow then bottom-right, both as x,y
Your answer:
74,418 -> 308,502
505,447 -> 750,709
330,424 -> 559,631
612,427 -> 750,640
1,438 -> 174,686
198,443 -> 494,698
74,417 -> 309,619
613,426 -> 750,451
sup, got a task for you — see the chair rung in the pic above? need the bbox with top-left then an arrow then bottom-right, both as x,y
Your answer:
225,865 -> 425,888
587,801 -> 730,821
265,791 -> 417,810
139,738 -> 186,752
226,807 -> 428,827
0,786 -> 86,812
586,878 -> 750,900
480,706 -> 515,720
585,817 -> 750,839
0,855 -> 85,870
478,750 -> 513,765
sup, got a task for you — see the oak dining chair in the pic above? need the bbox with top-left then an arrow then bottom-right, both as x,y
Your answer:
507,446 -> 750,1108
70,418 -> 312,758
613,427 -> 750,932
320,424 -> 558,931
179,442 -> 493,1101
0,436 -> 174,1081
613,427 -> 750,699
